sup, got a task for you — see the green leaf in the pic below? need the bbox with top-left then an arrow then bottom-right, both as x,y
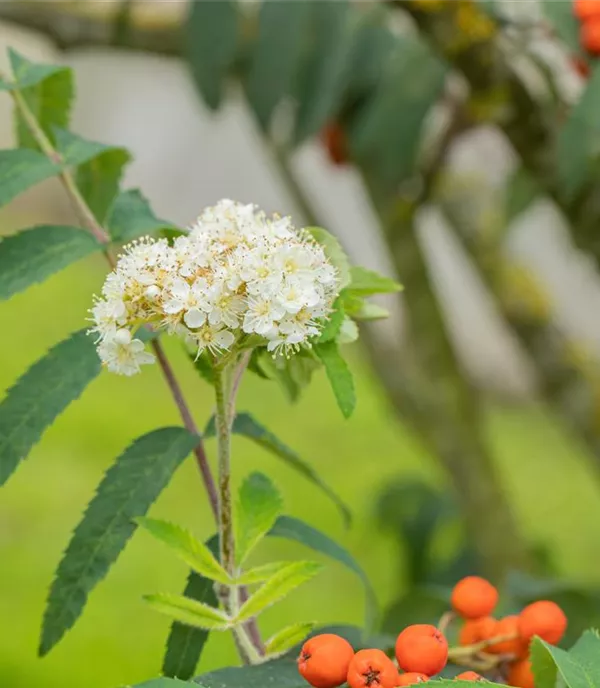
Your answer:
54,128 -> 119,168
163,537 -> 219,680
530,632 -> 600,688
76,147 -> 131,222
196,656 -> 304,688
144,593 -> 230,631
185,0 -> 238,110
319,298 -> 345,343
11,55 -> 73,150
245,1 -> 313,131
269,515 -> 378,633
40,427 -> 199,655
504,166 -> 540,225
136,518 -> 230,584
557,64 -> 600,201
205,413 -> 351,527
135,679 -> 200,688
342,293 -> 389,321
106,189 -> 174,243
234,561 -> 292,586
337,317 -> 359,345
265,623 -> 315,656
542,0 -> 581,55
347,266 -> 402,296
314,341 -> 356,418
306,226 -> 351,288
0,330 -> 100,486
236,472 -> 284,565
235,561 -> 323,623
0,225 -> 103,301
0,49 -> 66,91
0,148 -> 59,208
191,351 -> 216,385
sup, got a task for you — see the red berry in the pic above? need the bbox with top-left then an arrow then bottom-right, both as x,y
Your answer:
396,673 -> 429,686
486,616 -> 528,658
507,659 -> 535,688
451,576 -> 498,619
459,617 -> 496,646
455,672 -> 483,681
395,625 -> 448,676
298,634 -> 355,688
574,0 -> 600,21
347,649 -> 400,688
581,17 -> 600,55
518,600 -> 567,646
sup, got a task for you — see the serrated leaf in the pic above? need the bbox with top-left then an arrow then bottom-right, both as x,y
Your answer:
245,1 -> 313,131
163,537 -> 219,680
136,518 -> 230,584
0,330 -> 100,486
195,656 -> 304,688
0,148 -> 59,208
269,515 -> 378,633
54,127 -> 119,168
236,472 -> 284,565
557,64 -> 600,201
0,225 -> 102,301
265,623 -> 315,656
306,226 -> 351,288
530,632 -> 600,688
185,0 -> 238,110
234,561 -> 292,586
76,147 -> 131,222
145,593 -> 230,631
314,341 -> 356,418
0,49 -> 65,91
235,561 -> 323,623
107,189 -> 174,243
347,266 -> 402,296
205,413 -> 351,527
319,298 -> 345,343
40,427 -> 199,655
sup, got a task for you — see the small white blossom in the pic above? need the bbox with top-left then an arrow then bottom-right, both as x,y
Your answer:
89,200 -> 340,375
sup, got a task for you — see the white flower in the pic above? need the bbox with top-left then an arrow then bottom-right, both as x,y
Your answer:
243,296 -> 286,335
97,330 -> 155,376
163,277 -> 210,328
194,323 -> 236,356
206,284 -> 245,328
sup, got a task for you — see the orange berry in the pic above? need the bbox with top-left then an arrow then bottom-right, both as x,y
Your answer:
396,673 -> 429,686
486,616 -> 528,657
581,17 -> 600,55
507,659 -> 535,688
298,634 -> 355,688
455,672 -> 483,681
574,0 -> 600,21
451,576 -> 498,619
459,617 -> 496,646
395,625 -> 448,676
518,600 -> 567,646
347,649 -> 400,688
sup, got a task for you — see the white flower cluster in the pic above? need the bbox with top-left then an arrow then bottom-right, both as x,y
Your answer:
90,199 -> 339,375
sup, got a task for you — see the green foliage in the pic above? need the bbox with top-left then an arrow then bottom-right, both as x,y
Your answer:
318,298 -> 346,343
196,656 -> 303,688
530,631 -> 600,688
504,167 -> 540,225
0,148 -> 59,207
541,0 -> 581,55
314,340 -> 356,418
205,412 -> 351,525
251,349 -> 322,403
163,564 -> 219,680
135,679 -> 198,688
76,147 -> 131,222
186,0 -> 239,110
40,428 -> 199,655
106,188 -> 174,243
0,225 -> 102,301
235,472 -> 284,565
269,515 -> 378,633
144,593 -> 230,631
136,518 -> 230,584
0,330 -> 100,486
235,561 -> 323,623
235,561 -> 292,585
244,1 -> 313,131
307,226 -> 351,288
342,292 -> 390,321
54,127 -> 121,168
557,64 -> 600,201
264,622 -> 315,656
0,48 -> 65,91
347,266 -> 402,296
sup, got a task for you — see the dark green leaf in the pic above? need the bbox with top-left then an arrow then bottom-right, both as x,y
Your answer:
0,148 -> 59,208
314,341 -> 356,418
307,226 -> 351,288
54,128 -> 119,168
530,632 -> 600,688
106,189 -> 174,243
186,0 -> 238,110
40,427 -> 199,655
0,330 -> 100,486
163,537 -> 219,680
0,225 -> 102,301
76,147 -> 131,222
205,413 -> 351,526
144,593 -> 230,630
244,2 -> 313,131
318,299 -> 345,343
12,58 -> 73,150
347,266 -> 402,296
268,515 -> 378,633
136,679 -> 200,688
195,656 -> 303,688
0,49 -> 65,91
236,472 -> 284,565
557,64 -> 600,201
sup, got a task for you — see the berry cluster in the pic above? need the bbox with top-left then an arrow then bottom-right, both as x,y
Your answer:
574,0 -> 600,70
297,576 -> 567,688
